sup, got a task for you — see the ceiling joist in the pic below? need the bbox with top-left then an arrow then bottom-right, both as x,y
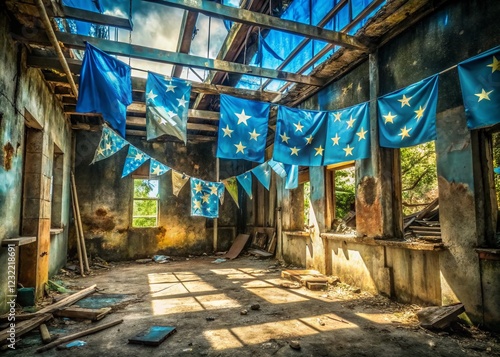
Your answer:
60,5 -> 133,30
14,30 -> 326,87
144,0 -> 368,51
27,56 -> 282,102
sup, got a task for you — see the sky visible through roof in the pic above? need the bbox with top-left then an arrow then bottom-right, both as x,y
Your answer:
62,0 -> 384,90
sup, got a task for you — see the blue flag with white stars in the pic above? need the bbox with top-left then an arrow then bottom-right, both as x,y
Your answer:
378,75 -> 438,148
273,106 -> 328,166
76,43 -> 132,137
251,161 -> 271,190
458,46 -> 500,129
149,158 -> 171,177
92,125 -> 128,164
324,102 -> 370,165
190,178 -> 224,219
122,145 -> 150,178
146,72 -> 191,143
284,164 -> 298,190
216,94 -> 270,163
236,172 -> 253,199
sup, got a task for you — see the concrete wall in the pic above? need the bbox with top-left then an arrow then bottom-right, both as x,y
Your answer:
277,0 -> 500,329
73,131 -> 246,261
0,11 -> 72,312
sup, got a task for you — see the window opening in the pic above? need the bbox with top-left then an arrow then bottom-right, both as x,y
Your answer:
132,179 -> 159,227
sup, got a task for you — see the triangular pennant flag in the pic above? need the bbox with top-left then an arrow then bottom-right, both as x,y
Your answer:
222,177 -> 239,208
284,164 -> 298,190
76,42 -> 132,137
216,94 -> 270,163
146,72 -> 191,143
190,178 -> 224,218
236,172 -> 253,199
251,161 -> 271,190
324,102 -> 370,165
273,106 -> 328,166
172,170 -> 190,196
268,159 -> 287,178
149,158 -> 171,177
458,45 -> 500,129
377,75 -> 438,148
494,167 -> 500,175
92,125 -> 128,164
122,146 -> 150,178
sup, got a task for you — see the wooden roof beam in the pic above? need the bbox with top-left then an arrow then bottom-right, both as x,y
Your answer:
15,30 -> 325,86
143,0 -> 368,51
29,56 -> 282,102
60,5 -> 133,30
172,11 -> 199,77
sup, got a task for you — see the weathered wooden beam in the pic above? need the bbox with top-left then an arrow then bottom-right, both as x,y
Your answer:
127,116 -> 218,132
16,30 -> 326,86
29,56 -> 282,102
172,11 -> 198,77
125,129 -> 215,141
60,5 -> 133,30
144,0 -> 367,50
63,104 -> 219,121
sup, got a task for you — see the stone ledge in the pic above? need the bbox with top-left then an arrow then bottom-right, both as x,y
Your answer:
476,248 -> 500,261
321,233 -> 445,251
283,231 -> 311,238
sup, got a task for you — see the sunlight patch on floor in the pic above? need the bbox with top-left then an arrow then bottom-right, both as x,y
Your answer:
203,329 -> 244,350
245,287 -> 309,304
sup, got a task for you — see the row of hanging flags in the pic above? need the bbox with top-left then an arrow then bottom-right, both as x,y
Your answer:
78,42 -> 500,218
92,125 -> 296,218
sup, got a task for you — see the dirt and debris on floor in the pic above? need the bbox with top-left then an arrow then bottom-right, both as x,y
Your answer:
2,256 -> 499,356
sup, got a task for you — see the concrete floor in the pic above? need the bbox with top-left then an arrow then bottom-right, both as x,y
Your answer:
5,256 -> 499,356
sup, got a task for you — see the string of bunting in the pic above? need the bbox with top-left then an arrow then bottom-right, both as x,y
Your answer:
81,42 -> 500,217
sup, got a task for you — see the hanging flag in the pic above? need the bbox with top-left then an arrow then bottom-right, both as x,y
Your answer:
92,125 -> 128,164
222,177 -> 239,208
377,75 -> 439,148
172,170 -> 190,196
145,72 -> 191,143
272,106 -> 328,166
122,145 -> 150,178
284,164 -> 298,190
458,46 -> 500,129
76,42 -> 132,137
190,178 -> 224,219
494,167 -> 500,175
149,158 -> 171,177
251,161 -> 271,190
216,94 -> 270,163
324,102 -> 370,165
268,159 -> 287,178
236,172 -> 253,199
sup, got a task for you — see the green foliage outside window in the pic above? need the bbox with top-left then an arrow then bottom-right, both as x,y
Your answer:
335,168 -> 356,219
132,179 -> 159,227
400,141 -> 438,216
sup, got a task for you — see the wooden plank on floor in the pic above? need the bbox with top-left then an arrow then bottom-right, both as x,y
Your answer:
222,234 -> 250,260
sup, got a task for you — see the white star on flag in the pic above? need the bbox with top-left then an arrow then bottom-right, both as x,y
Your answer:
177,95 -> 188,107
235,109 -> 251,125
147,89 -> 158,101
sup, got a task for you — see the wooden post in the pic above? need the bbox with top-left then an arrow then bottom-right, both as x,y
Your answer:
70,178 -> 84,276
213,158 -> 219,252
71,172 -> 90,272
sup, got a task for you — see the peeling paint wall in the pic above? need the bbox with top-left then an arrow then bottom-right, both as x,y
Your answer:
0,11 -> 72,312
73,131 -> 245,261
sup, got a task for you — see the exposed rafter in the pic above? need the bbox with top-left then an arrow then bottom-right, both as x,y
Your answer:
14,30 -> 326,87
27,56 -> 282,102
144,0 -> 368,50
60,5 -> 133,30
172,11 -> 198,77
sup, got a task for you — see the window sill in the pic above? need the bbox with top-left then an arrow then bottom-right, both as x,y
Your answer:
476,248 -> 500,261
283,231 -> 311,238
321,233 -> 445,251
